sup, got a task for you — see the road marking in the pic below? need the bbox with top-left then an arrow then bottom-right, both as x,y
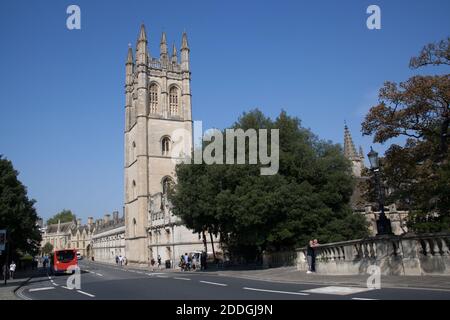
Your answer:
77,290 -> 95,298
29,287 -> 55,292
243,287 -> 309,296
156,275 -> 169,278
302,286 -> 375,296
95,273 -> 103,277
174,277 -> 191,281
352,297 -> 378,300
61,286 -> 73,290
200,281 -> 228,287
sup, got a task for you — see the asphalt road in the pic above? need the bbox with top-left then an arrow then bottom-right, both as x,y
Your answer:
16,261 -> 450,300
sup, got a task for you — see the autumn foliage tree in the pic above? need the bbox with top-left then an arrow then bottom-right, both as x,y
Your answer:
362,38 -> 450,233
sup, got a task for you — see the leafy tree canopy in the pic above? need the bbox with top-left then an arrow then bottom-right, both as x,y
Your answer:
170,110 -> 368,261
47,209 -> 76,225
0,155 -> 42,257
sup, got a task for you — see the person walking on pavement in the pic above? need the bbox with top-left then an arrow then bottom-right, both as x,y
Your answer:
118,255 -> 123,266
157,255 -> 162,269
9,261 -> 16,279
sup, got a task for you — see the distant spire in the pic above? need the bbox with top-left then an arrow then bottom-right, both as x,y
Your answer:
138,24 -> 147,42
359,146 -> 364,158
344,124 -> 358,159
126,45 -> 133,64
181,32 -> 189,50
171,43 -> 178,64
161,32 -> 167,45
172,43 -> 177,56
160,32 -> 168,64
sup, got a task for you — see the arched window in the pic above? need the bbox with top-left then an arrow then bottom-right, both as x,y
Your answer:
149,84 -> 159,114
169,87 -> 179,116
162,176 -> 173,196
161,136 -> 170,156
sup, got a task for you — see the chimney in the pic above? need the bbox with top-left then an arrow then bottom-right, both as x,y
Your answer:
104,214 -> 111,224
87,217 -> 94,226
77,218 -> 81,227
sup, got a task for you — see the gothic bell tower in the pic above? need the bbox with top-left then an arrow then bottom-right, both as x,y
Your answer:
123,24 -> 193,265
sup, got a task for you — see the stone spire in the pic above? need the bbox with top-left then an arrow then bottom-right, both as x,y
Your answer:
160,32 -> 168,65
126,44 -> 133,64
171,43 -> 178,64
344,124 -> 358,160
181,32 -> 189,50
180,32 -> 190,71
138,24 -> 147,42
359,145 -> 364,158
136,24 -> 148,66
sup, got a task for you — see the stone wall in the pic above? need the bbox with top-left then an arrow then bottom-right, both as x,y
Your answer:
296,233 -> 450,276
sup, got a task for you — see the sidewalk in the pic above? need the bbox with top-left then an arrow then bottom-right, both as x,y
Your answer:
0,268 -> 37,300
204,267 -> 450,291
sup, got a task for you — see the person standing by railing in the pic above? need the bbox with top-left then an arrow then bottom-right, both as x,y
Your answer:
306,240 -> 314,274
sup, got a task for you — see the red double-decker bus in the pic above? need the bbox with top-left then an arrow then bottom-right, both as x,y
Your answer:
50,249 -> 78,274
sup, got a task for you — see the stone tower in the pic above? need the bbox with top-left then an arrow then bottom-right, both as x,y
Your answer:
124,24 -> 193,265
344,124 -> 365,177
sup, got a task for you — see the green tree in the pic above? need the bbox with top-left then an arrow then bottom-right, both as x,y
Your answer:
0,155 -> 42,258
362,38 -> 450,233
47,209 -> 76,225
171,110 -> 368,261
41,242 -> 53,255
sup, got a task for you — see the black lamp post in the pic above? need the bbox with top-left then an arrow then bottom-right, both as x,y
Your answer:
367,147 -> 393,236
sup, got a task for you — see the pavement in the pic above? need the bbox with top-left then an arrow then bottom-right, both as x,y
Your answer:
11,260 -> 450,300
0,268 -> 36,300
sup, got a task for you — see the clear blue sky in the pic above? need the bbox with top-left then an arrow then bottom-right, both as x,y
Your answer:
0,0 -> 449,223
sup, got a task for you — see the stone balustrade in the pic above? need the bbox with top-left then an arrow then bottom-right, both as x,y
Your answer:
296,233 -> 450,275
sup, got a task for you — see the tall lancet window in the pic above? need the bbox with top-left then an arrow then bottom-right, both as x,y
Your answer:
161,136 -> 170,156
169,87 -> 179,116
149,84 -> 159,114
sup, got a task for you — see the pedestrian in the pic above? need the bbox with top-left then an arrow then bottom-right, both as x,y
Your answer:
9,261 -> 16,279
123,256 -> 127,265
183,253 -> 189,271
115,255 -> 119,265
312,239 -> 319,272
150,257 -> 155,271
200,251 -> 207,270
2,264 -> 7,280
118,255 -> 123,266
306,240 -> 314,274
157,255 -> 162,269
192,254 -> 197,271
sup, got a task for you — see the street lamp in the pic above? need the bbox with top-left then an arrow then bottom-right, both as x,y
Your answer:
367,147 -> 393,236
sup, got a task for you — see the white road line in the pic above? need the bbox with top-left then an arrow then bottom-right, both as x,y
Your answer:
243,287 -> 309,296
29,287 -> 55,292
352,297 -> 378,300
174,277 -> 191,281
96,273 -> 103,277
200,281 -> 228,287
302,286 -> 375,296
61,286 -> 73,290
77,290 -> 96,298
156,275 -> 169,278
